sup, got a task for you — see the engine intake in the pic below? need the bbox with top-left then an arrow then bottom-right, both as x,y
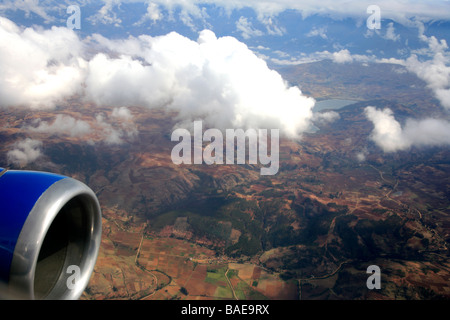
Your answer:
0,169 -> 102,300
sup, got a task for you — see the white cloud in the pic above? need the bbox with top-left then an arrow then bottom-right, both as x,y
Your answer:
139,2 -> 163,24
362,28 -> 450,154
383,22 -> 400,41
306,26 -> 328,40
7,138 -> 43,166
112,106 -> 133,121
135,0 -> 209,30
404,33 -> 450,109
85,29 -> 315,138
435,88 -> 450,109
24,110 -> 138,145
402,118 -> 450,147
2,0 -> 450,31
273,50 -> 290,58
365,22 -> 401,41
94,112 -> 138,145
332,49 -> 354,64
145,0 -> 450,24
365,106 -> 450,152
87,0 -> 122,26
1,16 -> 315,139
365,107 -> 410,152
375,23 -> 450,110
236,16 -> 263,39
356,148 -> 368,162
270,49 -> 376,66
312,111 -> 340,124
125,1 -> 450,27
260,16 -> 285,36
0,0 -> 56,23
95,114 -> 123,145
26,114 -> 92,137
133,4 -> 161,26
278,23 -> 450,114
0,17 -> 86,109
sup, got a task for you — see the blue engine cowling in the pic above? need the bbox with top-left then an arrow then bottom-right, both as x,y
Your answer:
0,168 -> 102,300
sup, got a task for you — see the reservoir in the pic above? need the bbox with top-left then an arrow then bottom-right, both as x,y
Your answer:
306,99 -> 358,133
313,99 -> 358,111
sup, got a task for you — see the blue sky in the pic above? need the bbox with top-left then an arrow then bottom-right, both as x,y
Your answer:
1,0 -> 450,61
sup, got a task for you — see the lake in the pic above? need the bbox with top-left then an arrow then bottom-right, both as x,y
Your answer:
313,99 -> 358,112
306,99 -> 358,133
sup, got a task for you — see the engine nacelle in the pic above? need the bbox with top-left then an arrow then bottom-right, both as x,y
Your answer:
0,168 -> 102,300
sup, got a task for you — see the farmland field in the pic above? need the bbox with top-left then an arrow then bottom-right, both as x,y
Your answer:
137,237 -> 299,300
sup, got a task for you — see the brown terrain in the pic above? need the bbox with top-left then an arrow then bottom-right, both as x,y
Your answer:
0,60 -> 449,299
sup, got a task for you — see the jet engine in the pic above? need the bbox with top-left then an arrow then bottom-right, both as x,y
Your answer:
0,168 -> 102,300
